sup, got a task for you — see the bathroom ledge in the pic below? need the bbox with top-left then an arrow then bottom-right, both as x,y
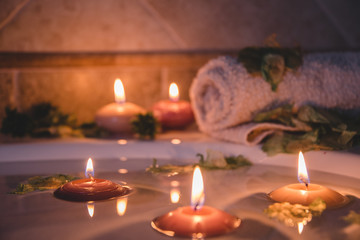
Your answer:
0,51 -> 237,69
0,131 -> 359,180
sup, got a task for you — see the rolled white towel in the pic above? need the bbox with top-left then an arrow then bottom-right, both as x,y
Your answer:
190,52 -> 360,145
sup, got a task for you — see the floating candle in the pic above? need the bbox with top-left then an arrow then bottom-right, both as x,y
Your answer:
95,79 -> 146,133
151,166 -> 240,238
153,83 -> 194,129
54,158 -> 131,202
268,152 -> 349,209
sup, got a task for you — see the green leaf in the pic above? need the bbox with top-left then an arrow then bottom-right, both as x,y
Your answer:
264,198 -> 326,227
131,112 -> 159,140
10,174 -> 78,194
261,54 -> 285,91
146,150 -> 252,175
344,211 -> 360,225
237,46 -> 303,92
254,105 -> 294,126
1,107 -> 34,137
258,104 -> 360,155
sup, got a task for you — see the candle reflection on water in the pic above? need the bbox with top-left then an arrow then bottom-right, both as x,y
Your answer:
87,201 -> 95,218
117,198 -> 128,216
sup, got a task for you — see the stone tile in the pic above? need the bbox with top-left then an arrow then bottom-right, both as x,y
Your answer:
0,0 -> 179,51
0,0 -> 26,22
148,0 -> 351,51
1,0 -> 358,52
315,0 -> 360,47
0,72 -> 14,127
17,68 -> 161,123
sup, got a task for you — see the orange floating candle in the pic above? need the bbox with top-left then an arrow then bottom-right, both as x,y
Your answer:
54,158 -> 131,202
153,83 -> 194,129
152,166 -> 240,238
95,79 -> 145,133
268,152 -> 349,209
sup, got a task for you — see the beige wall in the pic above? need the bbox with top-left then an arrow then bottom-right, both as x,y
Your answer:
0,52 -> 234,124
1,0 -> 359,126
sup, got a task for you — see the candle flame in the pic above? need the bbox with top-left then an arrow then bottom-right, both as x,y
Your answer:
85,158 -> 94,179
170,189 -> 180,203
297,151 -> 310,186
169,83 -> 179,102
87,201 -> 95,217
116,198 -> 128,216
114,78 -> 126,104
191,166 -> 204,210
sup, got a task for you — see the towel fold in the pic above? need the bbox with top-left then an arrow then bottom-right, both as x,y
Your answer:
190,53 -> 360,145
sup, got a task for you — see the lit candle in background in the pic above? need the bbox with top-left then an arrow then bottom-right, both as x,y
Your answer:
169,82 -> 179,102
153,82 -> 194,129
152,166 -> 241,238
95,79 -> 146,133
268,152 -> 350,208
54,158 -> 132,202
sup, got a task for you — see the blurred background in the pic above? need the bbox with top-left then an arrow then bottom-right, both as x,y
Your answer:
0,0 -> 359,125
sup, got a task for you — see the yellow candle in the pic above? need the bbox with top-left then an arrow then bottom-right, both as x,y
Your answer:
95,79 -> 145,133
268,152 -> 349,209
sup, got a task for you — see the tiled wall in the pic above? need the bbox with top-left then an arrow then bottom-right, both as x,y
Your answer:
1,0 -> 360,52
1,0 -> 360,127
0,52 -> 234,125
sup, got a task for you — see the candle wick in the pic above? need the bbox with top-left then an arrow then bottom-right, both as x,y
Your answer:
305,183 -> 308,190
88,173 -> 94,181
193,203 -> 199,211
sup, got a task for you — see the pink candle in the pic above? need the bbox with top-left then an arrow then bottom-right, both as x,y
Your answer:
268,152 -> 349,209
153,83 -> 194,129
152,166 -> 241,238
95,79 -> 145,133
54,158 -> 131,202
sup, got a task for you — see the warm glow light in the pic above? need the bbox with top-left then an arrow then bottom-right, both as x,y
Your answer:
116,198 -> 128,216
171,138 -> 181,144
297,151 -> 310,186
87,201 -> 95,217
117,139 -> 127,145
169,83 -> 179,102
170,189 -> 180,203
191,166 -> 205,210
298,222 -> 304,234
170,180 -> 180,187
118,168 -> 128,174
85,158 -> 94,179
114,78 -> 126,104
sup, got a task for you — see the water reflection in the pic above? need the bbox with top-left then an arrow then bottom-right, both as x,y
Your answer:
118,168 -> 128,174
170,181 -> 181,203
87,201 -> 95,218
171,139 -> 181,144
117,139 -> 128,145
170,189 -> 180,203
117,198 -> 128,216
